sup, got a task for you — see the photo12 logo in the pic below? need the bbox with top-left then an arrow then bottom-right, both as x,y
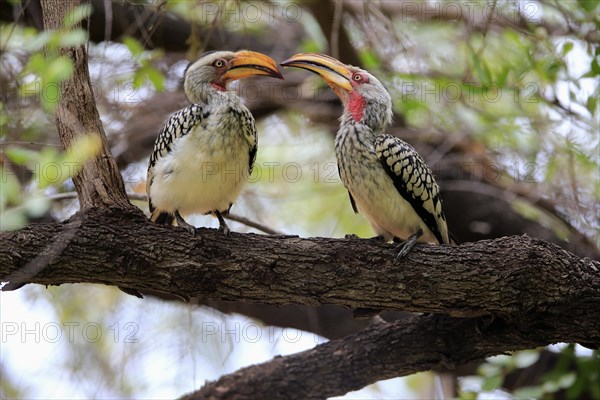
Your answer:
195,1 -> 302,24
1,321 -> 139,344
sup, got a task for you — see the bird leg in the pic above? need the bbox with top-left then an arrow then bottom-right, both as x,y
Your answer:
175,210 -> 197,237
215,210 -> 231,236
395,228 -> 423,260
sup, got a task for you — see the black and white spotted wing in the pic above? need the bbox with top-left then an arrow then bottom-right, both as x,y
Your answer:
146,104 -> 205,214
374,134 -> 449,244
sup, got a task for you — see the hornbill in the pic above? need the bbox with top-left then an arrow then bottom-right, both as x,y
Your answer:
147,50 -> 283,236
281,53 -> 452,257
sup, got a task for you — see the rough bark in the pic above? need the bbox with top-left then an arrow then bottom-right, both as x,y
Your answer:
182,313 -> 586,400
2,208 -> 599,397
5,0 -> 598,262
40,0 -> 132,210
2,208 -> 599,341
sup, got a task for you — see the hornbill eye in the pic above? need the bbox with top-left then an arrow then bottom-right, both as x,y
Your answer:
213,59 -> 226,68
352,73 -> 362,82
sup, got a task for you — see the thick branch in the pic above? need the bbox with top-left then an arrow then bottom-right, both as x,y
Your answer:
1,208 -> 598,344
2,209 -> 599,397
2,0 -> 299,53
183,313 -> 581,400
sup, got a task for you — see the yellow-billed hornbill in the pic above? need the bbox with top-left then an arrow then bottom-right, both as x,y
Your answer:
147,50 -> 283,236
281,53 -> 452,257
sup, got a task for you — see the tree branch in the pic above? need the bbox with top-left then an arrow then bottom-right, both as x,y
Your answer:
182,312 -> 583,400
2,208 -> 598,397
2,208 -> 598,341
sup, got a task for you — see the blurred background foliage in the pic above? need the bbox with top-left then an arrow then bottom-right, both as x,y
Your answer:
0,0 -> 599,398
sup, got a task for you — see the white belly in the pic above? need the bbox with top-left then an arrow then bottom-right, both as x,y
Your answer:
150,130 -> 250,216
343,159 -> 438,243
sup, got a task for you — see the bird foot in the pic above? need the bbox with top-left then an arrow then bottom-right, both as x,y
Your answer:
218,223 -> 231,236
344,233 -> 360,240
394,229 -> 424,260
215,210 -> 231,237
175,211 -> 199,238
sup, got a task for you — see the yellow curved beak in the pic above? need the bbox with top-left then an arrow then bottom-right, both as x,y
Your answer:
280,53 -> 353,92
221,51 -> 284,81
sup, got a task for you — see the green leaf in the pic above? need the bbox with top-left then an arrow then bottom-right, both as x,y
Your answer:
496,66 -> 510,87
35,147 -> 62,188
566,372 -> 586,399
25,53 -> 47,74
359,49 -> 380,70
299,39 -> 321,53
459,391 -> 477,400
4,147 -> 39,165
133,70 -> 145,90
481,375 -> 503,391
577,0 -> 599,12
562,41 -> 574,56
63,134 -> 102,168
514,386 -> 544,398
472,54 -> 492,84
146,67 -> 165,91
24,30 -> 54,52
63,4 -> 92,29
0,209 -> 27,231
0,166 -> 22,208
587,95 -> 598,115
41,84 -> 60,113
123,36 -> 145,58
59,29 -> 87,47
45,56 -> 74,83
592,57 -> 600,75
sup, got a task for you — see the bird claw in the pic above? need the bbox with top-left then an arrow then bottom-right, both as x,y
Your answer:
394,241 -> 414,260
215,210 -> 231,237
344,233 -> 360,240
218,224 -> 231,237
175,211 -> 199,237
394,229 -> 424,261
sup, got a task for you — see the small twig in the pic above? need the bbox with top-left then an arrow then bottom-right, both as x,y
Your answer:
330,0 -> 342,60
0,141 -> 63,148
45,192 -> 283,235
224,213 -> 282,236
0,0 -> 32,53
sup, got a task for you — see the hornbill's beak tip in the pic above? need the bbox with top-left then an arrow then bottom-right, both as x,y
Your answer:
280,53 -> 353,92
222,50 -> 284,81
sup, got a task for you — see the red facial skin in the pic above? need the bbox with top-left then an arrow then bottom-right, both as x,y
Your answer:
347,71 -> 370,122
